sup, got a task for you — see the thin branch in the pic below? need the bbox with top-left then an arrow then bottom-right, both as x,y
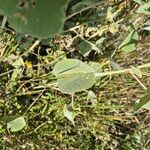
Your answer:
130,71 -> 147,90
0,69 -> 14,77
95,63 -> 150,77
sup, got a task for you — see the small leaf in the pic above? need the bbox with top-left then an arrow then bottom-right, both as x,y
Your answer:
143,101 -> 150,110
63,105 -> 75,125
78,40 -> 92,56
95,37 -> 105,47
119,30 -> 138,53
12,57 -> 24,68
7,116 -> 26,132
53,59 -> 95,94
87,90 -> 97,106
134,92 -> 150,111
78,40 -> 100,56
131,66 -> 142,78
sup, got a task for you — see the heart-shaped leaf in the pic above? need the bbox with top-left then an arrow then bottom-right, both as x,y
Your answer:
53,59 -> 96,94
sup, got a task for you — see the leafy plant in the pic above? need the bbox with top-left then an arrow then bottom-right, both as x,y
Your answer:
0,0 -> 150,149
53,59 -> 96,94
0,0 -> 68,38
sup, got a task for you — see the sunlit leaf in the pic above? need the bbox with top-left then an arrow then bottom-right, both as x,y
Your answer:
143,101 -> 150,110
7,116 -> 26,132
87,90 -> 97,106
78,40 -> 100,56
53,59 -> 95,94
78,40 -> 92,56
12,57 -> 24,68
88,62 -> 102,73
63,105 -> 75,125
137,3 -> 150,15
131,66 -> 142,78
119,30 -> 138,53
134,92 -> 150,111
143,26 -> 150,31
133,0 -> 143,4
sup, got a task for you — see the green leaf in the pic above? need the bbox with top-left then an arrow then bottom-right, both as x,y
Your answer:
78,40 -> 93,56
133,0 -> 143,4
119,30 -> 138,53
143,26 -> 150,31
143,101 -> 150,110
12,57 -> 24,68
87,90 -> 97,106
134,92 -> 150,111
53,59 -> 95,94
131,66 -> 142,78
88,62 -> 102,73
137,3 -> 150,15
78,40 -> 100,56
0,0 -> 68,39
63,105 -> 75,125
7,116 -> 26,132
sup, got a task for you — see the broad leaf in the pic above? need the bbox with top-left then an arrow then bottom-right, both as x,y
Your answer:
119,30 -> 138,52
53,59 -> 95,94
0,0 -> 68,39
7,116 -> 26,132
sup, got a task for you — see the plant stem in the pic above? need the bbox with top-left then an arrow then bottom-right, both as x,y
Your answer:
95,63 -> 150,77
0,69 -> 14,77
130,71 -> 147,90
